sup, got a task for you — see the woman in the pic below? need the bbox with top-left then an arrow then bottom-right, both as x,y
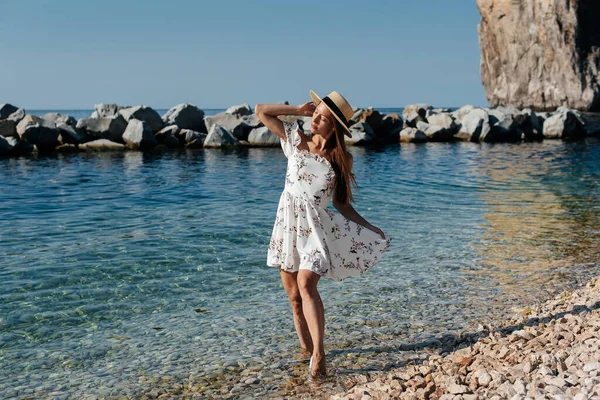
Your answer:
255,90 -> 390,378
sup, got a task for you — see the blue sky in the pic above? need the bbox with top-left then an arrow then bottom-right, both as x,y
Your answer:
0,0 -> 487,110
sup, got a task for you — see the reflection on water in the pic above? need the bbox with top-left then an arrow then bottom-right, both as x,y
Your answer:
465,140 -> 600,311
0,138 -> 599,399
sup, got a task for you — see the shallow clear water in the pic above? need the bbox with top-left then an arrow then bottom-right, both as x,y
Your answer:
1,130 -> 599,398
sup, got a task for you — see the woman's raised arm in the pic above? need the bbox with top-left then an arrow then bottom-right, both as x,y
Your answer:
255,102 -> 315,142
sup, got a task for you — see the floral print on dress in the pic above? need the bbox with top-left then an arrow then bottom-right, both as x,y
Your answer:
266,121 -> 390,281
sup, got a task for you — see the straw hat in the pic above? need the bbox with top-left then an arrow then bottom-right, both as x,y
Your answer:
309,90 -> 354,138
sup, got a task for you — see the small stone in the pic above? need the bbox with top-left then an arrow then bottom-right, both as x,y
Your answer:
537,365 -> 554,376
478,373 -> 492,387
513,379 -> 526,394
448,383 -> 469,394
583,362 -> 600,372
514,330 -> 534,341
498,346 -> 511,359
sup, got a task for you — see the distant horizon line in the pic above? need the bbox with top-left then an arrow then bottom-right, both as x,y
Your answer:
20,104 -> 481,111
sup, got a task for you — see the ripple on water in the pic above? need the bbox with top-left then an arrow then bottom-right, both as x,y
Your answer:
0,139 -> 599,398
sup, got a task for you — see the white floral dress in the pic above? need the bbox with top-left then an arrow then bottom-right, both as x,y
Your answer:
267,121 -> 390,281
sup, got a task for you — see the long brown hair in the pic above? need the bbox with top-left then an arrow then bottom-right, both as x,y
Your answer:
326,120 -> 357,204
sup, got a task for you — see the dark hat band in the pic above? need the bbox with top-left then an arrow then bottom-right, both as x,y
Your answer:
322,96 -> 349,128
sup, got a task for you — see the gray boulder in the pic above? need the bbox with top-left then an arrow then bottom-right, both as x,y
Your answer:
55,144 -> 79,153
379,113 -> 403,142
349,108 -> 365,125
7,108 -> 25,123
162,103 -> 206,132
0,135 -> 12,155
248,126 -> 280,146
225,103 -> 253,117
76,115 -> 128,142
92,103 -> 125,118
400,127 -> 428,143
0,104 -> 19,119
118,106 -> 164,133
451,105 -> 476,121
425,113 -> 457,141
181,129 -> 207,148
79,139 -> 125,151
519,109 -> 544,140
155,125 -> 182,148
402,104 -> 432,127
346,121 -> 375,146
16,115 -> 60,150
486,108 -> 522,142
57,123 -> 90,144
580,112 -> 600,136
0,136 -> 31,156
203,124 -> 240,148
427,113 -> 455,130
204,112 -> 260,140
455,108 -> 491,142
42,112 -> 77,127
122,120 -> 157,149
353,108 -> 384,136
0,120 -> 17,138
543,109 -> 585,139
297,116 -> 313,133
426,108 -> 452,119
416,121 -> 429,132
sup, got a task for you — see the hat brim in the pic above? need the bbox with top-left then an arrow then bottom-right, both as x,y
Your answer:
309,90 -> 352,138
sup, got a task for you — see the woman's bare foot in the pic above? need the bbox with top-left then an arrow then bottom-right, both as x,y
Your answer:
309,353 -> 327,378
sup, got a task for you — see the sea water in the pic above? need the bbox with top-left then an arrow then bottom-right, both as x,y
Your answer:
1,109 -> 599,398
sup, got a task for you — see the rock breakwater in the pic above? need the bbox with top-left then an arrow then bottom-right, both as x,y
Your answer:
1,102 -> 599,158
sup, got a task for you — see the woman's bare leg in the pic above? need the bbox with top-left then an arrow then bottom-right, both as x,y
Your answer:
279,269 -> 313,352
297,269 -> 326,376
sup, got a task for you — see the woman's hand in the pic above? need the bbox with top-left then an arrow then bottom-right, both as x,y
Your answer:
368,225 -> 386,240
298,101 -> 316,117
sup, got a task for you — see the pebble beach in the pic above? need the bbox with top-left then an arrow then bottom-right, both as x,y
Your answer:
149,274 -> 600,399
327,276 -> 600,400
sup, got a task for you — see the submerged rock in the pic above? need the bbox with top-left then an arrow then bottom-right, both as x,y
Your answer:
79,139 -> 125,151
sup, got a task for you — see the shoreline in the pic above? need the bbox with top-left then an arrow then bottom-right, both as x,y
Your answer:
123,270 -> 600,399
321,275 -> 600,400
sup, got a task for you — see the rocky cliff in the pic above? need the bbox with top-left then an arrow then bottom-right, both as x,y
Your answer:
477,0 -> 600,111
